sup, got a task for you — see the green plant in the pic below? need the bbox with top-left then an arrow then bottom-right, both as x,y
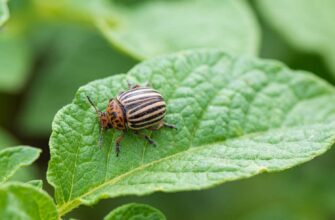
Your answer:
2,49 -> 335,219
1,0 -> 335,219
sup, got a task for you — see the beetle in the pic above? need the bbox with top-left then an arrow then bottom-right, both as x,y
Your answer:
87,82 -> 176,156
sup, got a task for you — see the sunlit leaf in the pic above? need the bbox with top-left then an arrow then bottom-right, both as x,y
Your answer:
47,49 -> 335,215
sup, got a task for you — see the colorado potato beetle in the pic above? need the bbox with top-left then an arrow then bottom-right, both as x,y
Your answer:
87,82 -> 176,156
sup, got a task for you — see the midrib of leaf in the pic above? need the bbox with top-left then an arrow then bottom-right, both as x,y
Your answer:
57,121 -> 335,215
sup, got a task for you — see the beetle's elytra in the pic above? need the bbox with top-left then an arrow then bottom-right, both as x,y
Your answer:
87,82 -> 176,156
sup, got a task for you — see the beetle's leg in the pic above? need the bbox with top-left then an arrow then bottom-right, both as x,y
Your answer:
149,121 -> 176,130
115,131 -> 126,156
127,80 -> 141,90
163,122 -> 177,129
144,81 -> 151,87
148,121 -> 163,130
133,131 -> 157,146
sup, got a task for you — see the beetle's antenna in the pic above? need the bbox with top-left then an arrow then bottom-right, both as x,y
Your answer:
87,96 -> 104,149
86,96 -> 100,115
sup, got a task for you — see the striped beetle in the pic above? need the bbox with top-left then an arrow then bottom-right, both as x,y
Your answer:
87,82 -> 176,156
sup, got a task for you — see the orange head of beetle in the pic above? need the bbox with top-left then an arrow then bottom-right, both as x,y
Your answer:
98,111 -> 109,129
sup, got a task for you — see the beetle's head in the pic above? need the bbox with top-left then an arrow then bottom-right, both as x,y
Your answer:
87,96 -> 110,128
98,112 -> 109,129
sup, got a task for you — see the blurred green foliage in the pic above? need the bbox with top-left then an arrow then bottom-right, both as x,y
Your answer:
0,0 -> 334,219
0,31 -> 31,93
257,0 -> 335,80
97,0 -> 259,59
19,24 -> 136,135
0,0 -> 9,26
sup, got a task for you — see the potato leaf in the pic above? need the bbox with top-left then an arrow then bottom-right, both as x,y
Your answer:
0,146 -> 41,183
0,182 -> 58,220
47,49 -> 335,216
104,203 -> 166,220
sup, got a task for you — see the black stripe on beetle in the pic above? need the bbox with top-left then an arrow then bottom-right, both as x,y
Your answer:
87,83 -> 176,156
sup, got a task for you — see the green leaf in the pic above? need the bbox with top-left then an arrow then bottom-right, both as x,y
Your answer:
47,49 -> 335,215
0,31 -> 32,93
0,129 -> 39,182
0,0 -> 9,27
35,0 -> 260,59
98,0 -> 259,59
19,24 -> 136,135
256,0 -> 335,78
0,146 -> 41,183
0,182 -> 58,220
26,180 -> 43,189
104,203 -> 166,220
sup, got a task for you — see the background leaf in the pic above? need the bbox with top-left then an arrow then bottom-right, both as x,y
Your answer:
0,30 -> 32,93
0,182 -> 58,220
256,0 -> 335,79
0,0 -> 9,27
47,49 -> 335,216
34,0 -> 260,59
104,203 -> 166,220
19,23 -> 137,135
98,0 -> 260,59
0,146 -> 40,183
